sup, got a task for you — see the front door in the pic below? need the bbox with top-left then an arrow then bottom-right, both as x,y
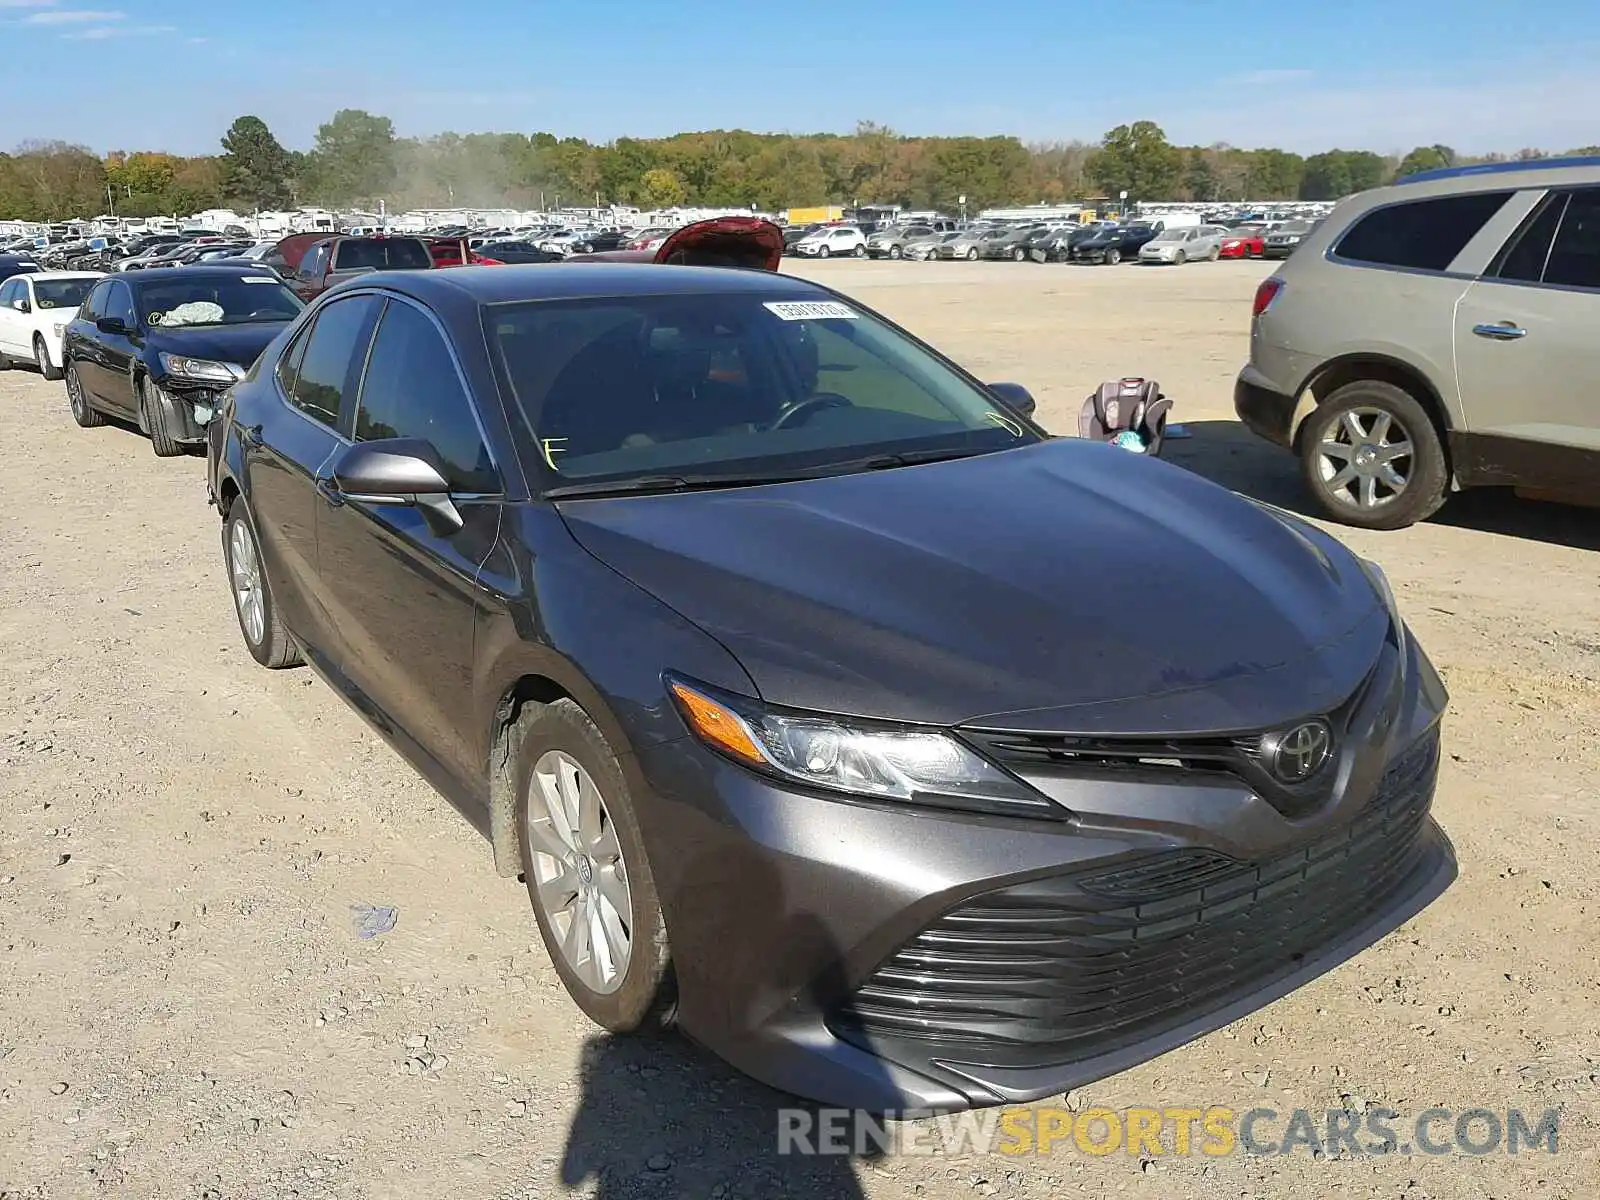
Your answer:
314,296 -> 503,788
1452,185 -> 1600,491
0,279 -> 24,356
243,293 -> 382,658
95,280 -> 142,417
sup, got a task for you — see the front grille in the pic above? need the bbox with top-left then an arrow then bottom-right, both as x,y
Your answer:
830,730 -> 1440,1067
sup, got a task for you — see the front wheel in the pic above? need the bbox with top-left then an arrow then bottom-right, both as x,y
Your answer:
138,377 -> 184,457
1012,247 -> 1026,261
1105,248 -> 1121,265
1298,381 -> 1448,530
224,505 -> 303,668
817,245 -> 830,259
965,248 -> 979,260
34,336 -> 63,381
515,698 -> 673,1032
65,362 -> 104,427
1174,250 -> 1187,265
889,245 -> 902,259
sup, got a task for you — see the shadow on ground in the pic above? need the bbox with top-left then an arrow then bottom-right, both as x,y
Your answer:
1166,419 -> 1600,552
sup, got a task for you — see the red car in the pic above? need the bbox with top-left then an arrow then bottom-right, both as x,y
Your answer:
1219,230 -> 1266,259
427,238 -> 504,268
580,216 -> 783,270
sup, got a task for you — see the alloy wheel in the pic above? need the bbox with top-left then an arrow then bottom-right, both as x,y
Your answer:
526,750 -> 634,995
66,366 -> 86,419
228,518 -> 266,646
1315,407 -> 1413,511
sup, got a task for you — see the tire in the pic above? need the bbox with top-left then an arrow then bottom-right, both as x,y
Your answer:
223,504 -> 302,668
1297,380 -> 1448,531
138,377 -> 183,457
1012,247 -> 1026,261
818,245 -> 830,259
34,336 -> 62,381
65,361 -> 104,427
1174,250 -> 1187,265
853,244 -> 866,258
1105,248 -> 1121,265
515,697 -> 674,1033
889,245 -> 902,259
965,248 -> 978,260
1207,245 -> 1221,262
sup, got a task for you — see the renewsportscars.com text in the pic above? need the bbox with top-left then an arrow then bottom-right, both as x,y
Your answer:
778,1105 -> 1560,1159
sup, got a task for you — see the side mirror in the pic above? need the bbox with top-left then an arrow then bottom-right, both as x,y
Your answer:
12,298 -> 29,313
96,316 -> 128,335
987,381 -> 1036,418
327,438 -> 463,536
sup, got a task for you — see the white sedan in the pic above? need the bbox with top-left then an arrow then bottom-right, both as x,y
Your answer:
0,270 -> 102,380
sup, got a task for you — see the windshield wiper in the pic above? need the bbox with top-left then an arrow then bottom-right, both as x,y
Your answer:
849,446 -> 1000,471
544,471 -> 817,499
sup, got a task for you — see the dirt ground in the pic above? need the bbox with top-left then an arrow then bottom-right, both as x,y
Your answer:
1,258 -> 1596,1200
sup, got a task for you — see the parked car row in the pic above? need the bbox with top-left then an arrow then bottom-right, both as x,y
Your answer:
13,199 -> 1458,1127
778,216 -> 1320,265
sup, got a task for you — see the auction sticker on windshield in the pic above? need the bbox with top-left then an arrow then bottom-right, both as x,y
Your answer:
242,277 -> 277,284
764,301 -> 859,321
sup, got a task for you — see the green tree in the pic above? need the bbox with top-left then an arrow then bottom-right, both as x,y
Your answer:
219,115 -> 295,210
1395,144 -> 1456,178
639,167 -> 688,209
1245,148 -> 1305,199
1087,121 -> 1184,203
1299,149 -> 1387,199
303,109 -> 397,206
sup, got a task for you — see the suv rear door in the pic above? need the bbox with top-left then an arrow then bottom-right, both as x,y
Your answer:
1451,185 -> 1600,492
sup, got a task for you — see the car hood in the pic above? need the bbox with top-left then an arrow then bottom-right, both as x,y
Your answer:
557,440 -> 1388,735
145,321 -> 290,369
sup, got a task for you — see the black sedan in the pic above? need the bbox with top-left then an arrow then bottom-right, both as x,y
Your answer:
476,240 -> 564,264
62,265 -> 304,456
1071,223 -> 1161,264
206,262 -> 1453,1112
0,253 -> 42,283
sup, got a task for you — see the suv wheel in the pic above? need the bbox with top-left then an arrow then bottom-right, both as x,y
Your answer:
853,244 -> 866,258
889,245 -> 902,259
514,698 -> 673,1032
224,505 -> 303,668
817,245 -> 830,259
1299,381 -> 1448,530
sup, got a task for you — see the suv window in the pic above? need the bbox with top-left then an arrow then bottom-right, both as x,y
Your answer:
1334,191 -> 1512,272
288,294 -> 380,427
353,300 -> 499,493
334,238 -> 433,271
107,281 -> 137,327
1493,194 -> 1567,283
1543,188 -> 1600,290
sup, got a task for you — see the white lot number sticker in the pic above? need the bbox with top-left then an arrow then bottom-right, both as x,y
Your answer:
764,300 -> 859,321
242,276 -> 277,284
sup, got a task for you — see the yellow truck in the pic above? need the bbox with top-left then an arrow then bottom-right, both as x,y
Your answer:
784,205 -> 845,225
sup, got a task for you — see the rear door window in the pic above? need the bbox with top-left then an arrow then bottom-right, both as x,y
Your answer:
1541,187 -> 1600,290
287,294 -> 381,428
1491,193 -> 1568,283
353,299 -> 499,493
1333,192 -> 1513,272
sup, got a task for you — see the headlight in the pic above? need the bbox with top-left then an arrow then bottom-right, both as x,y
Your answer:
667,677 -> 1061,819
52,321 -> 66,337
160,353 -> 244,384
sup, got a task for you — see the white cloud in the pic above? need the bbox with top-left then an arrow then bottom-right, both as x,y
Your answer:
61,21 -> 172,38
25,8 -> 122,22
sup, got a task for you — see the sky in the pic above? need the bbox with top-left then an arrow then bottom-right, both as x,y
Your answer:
4,0 -> 1599,157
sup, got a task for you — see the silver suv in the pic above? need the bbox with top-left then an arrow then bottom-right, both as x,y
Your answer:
1235,157 -> 1600,529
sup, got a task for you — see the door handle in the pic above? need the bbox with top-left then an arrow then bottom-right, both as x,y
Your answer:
1472,321 -> 1526,341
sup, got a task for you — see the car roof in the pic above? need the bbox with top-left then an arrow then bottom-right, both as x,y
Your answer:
356,262 -> 827,307
26,270 -> 103,280
1395,154 -> 1600,186
123,264 -> 282,287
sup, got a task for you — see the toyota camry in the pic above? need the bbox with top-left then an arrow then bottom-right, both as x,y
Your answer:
206,262 -> 1454,1112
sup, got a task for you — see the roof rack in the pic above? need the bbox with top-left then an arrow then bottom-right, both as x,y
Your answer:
1395,155 -> 1600,185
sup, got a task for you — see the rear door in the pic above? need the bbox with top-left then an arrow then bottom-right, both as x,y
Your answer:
95,281 -> 141,416
0,278 -> 23,355
1452,185 -> 1600,491
243,293 -> 382,657
314,296 -> 503,786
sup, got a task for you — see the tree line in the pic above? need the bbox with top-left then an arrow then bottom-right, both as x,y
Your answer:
3,111 -> 1596,223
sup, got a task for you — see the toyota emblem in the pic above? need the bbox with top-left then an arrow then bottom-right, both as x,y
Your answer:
1261,720 -> 1332,784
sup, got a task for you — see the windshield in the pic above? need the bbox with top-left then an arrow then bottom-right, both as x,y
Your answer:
489,293 -> 1038,486
138,276 -> 305,327
1152,228 -> 1187,242
32,278 -> 96,308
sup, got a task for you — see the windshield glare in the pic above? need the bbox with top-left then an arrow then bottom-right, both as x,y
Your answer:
490,294 -> 1037,485
138,277 -> 305,327
32,279 -> 96,308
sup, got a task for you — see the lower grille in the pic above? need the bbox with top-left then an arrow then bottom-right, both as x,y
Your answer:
830,730 -> 1440,1066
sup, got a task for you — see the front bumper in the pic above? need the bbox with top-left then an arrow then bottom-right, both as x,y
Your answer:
1263,243 -> 1300,258
632,635 -> 1453,1112
150,379 -> 224,444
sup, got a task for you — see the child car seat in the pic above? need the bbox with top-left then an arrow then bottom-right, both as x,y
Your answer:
1078,377 -> 1172,456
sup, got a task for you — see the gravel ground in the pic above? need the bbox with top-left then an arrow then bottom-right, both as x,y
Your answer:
1,258 -> 1596,1199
